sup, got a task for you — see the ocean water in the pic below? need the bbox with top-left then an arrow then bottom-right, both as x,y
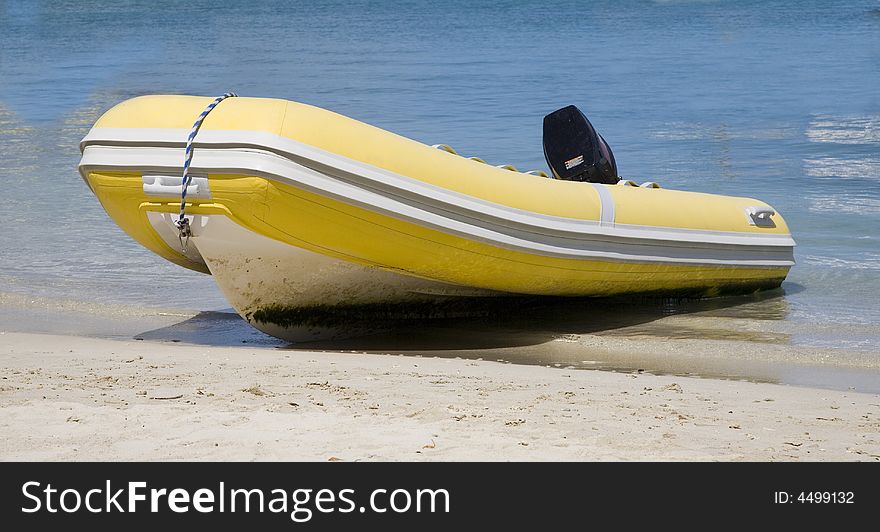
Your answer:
0,0 -> 878,352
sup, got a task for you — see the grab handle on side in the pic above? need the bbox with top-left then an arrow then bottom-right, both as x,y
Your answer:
142,175 -> 211,200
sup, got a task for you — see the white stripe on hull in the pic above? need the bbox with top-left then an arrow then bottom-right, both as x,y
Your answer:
80,128 -> 796,250
80,143 -> 795,268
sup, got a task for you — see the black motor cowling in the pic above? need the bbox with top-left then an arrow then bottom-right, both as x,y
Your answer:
542,105 -> 618,184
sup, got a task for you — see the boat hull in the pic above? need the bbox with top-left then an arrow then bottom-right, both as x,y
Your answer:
78,96 -> 795,340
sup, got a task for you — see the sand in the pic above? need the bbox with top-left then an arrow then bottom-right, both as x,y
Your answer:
1,331 -> 878,461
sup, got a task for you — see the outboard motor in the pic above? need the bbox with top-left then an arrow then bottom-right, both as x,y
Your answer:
543,105 -> 618,184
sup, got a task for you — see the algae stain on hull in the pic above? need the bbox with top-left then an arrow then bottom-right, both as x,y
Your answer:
246,277 -> 787,331
248,298 -> 524,329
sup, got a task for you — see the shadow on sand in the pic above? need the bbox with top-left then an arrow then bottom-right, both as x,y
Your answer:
135,286 -> 796,353
131,282 -> 880,394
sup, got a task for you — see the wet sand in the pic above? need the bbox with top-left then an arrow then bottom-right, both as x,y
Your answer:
1,327 -> 879,461
1,289 -> 879,461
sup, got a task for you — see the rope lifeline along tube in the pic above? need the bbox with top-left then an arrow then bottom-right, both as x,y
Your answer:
176,92 -> 238,251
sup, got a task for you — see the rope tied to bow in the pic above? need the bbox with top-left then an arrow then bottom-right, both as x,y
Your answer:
175,92 -> 237,251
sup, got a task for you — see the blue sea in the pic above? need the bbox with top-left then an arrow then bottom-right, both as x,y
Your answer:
0,1 -> 878,362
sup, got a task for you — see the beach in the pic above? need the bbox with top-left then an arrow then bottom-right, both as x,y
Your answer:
2,326 -> 878,462
2,1 -> 879,464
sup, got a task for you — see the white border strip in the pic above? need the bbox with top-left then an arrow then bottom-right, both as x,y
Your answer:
81,127 -> 795,248
80,144 -> 795,267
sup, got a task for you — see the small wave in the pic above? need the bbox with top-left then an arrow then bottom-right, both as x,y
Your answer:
806,115 -> 880,145
807,193 -> 880,215
0,289 -> 200,318
651,0 -> 721,4
0,103 -> 35,134
803,157 -> 880,179
651,122 -> 795,141
801,254 -> 880,271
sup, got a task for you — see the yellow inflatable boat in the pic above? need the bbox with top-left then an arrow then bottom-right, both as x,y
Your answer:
79,95 -> 795,339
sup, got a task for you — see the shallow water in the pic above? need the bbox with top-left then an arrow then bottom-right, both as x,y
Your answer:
0,1 -> 878,362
